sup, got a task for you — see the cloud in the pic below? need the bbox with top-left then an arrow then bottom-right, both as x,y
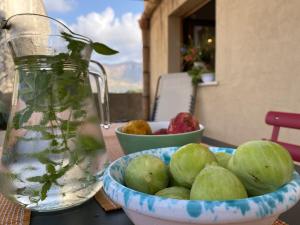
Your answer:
44,0 -> 77,13
68,7 -> 142,64
106,79 -> 142,93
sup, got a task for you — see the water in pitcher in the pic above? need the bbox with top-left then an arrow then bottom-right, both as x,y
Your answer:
0,55 -> 108,211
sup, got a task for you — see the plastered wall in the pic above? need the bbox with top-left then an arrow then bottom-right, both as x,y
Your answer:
149,0 -> 300,145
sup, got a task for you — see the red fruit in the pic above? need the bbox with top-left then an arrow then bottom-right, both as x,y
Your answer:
153,128 -> 168,135
167,112 -> 199,134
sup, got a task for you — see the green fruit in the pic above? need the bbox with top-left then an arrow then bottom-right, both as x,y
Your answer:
170,143 -> 217,188
190,164 -> 248,200
124,155 -> 169,194
215,152 -> 231,168
228,140 -> 294,196
167,166 -> 181,186
155,186 -> 190,200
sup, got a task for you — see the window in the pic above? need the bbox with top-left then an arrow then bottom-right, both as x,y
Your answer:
182,0 -> 216,79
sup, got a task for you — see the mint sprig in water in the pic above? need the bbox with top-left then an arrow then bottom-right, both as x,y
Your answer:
5,32 -> 116,204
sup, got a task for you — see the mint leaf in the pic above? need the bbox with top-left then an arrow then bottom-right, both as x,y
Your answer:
41,182 -> 52,200
27,176 -> 45,183
13,108 -> 33,129
46,164 -> 56,175
92,42 -> 118,55
76,135 -> 104,155
34,154 -> 59,165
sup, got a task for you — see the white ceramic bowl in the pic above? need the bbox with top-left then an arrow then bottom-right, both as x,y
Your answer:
103,147 -> 300,225
115,121 -> 204,154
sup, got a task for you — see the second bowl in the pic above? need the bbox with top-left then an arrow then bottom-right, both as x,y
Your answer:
115,121 -> 205,154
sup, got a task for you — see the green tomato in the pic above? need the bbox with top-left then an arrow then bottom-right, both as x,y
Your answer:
124,155 -> 169,194
228,140 -> 294,196
215,152 -> 231,168
170,143 -> 217,188
155,186 -> 190,200
190,164 -> 248,200
167,165 -> 181,186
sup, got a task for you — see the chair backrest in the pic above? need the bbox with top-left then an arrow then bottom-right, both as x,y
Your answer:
151,73 -> 196,121
265,111 -> 300,162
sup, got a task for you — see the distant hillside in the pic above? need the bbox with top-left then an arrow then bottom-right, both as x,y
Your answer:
103,62 -> 143,93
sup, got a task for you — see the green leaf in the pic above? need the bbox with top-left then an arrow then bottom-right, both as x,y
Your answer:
70,150 -> 82,166
50,139 -> 59,147
29,196 -> 40,204
46,164 -> 56,175
17,187 -> 40,197
42,131 -> 56,140
27,176 -> 45,183
40,111 -> 57,125
41,182 -> 52,201
34,154 -> 59,165
92,42 -> 118,55
13,113 -> 21,129
24,166 -> 37,171
76,135 -> 104,155
51,165 -> 71,180
60,120 -> 81,132
20,109 -> 33,126
73,109 -> 87,119
13,108 -> 33,129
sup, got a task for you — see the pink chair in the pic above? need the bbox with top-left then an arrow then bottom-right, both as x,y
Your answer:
265,111 -> 300,162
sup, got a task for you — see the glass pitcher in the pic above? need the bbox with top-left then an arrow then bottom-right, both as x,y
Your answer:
0,13 -> 112,211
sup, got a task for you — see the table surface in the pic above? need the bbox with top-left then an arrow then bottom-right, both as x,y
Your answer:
0,127 -> 299,225
30,166 -> 300,225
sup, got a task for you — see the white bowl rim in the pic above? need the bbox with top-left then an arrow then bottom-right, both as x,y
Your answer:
103,146 -> 300,224
115,121 -> 205,137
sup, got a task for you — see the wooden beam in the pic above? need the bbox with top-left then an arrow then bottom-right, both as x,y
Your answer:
139,0 -> 161,120
171,0 -> 211,17
168,16 -> 181,72
141,0 -> 162,20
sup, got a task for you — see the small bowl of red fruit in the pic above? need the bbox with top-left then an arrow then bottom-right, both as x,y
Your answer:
115,112 -> 205,154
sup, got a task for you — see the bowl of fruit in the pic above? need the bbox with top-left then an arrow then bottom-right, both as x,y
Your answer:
103,141 -> 300,225
115,112 -> 205,154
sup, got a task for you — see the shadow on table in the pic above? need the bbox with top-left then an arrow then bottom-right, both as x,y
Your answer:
31,198 -> 133,225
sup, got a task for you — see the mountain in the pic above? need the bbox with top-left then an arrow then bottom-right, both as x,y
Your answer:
103,61 -> 143,93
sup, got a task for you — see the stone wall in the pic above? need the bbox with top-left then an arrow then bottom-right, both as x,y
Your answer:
0,0 -> 46,95
109,93 -> 143,122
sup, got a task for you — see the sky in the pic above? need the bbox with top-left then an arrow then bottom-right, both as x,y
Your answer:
43,0 -> 144,64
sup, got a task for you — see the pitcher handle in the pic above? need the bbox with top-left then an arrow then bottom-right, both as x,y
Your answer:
89,60 -> 111,129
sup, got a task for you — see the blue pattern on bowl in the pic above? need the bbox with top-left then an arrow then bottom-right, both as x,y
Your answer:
103,147 -> 300,224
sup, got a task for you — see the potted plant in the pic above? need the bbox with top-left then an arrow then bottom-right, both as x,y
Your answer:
187,64 -> 214,85
201,70 -> 215,83
181,37 -> 215,85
